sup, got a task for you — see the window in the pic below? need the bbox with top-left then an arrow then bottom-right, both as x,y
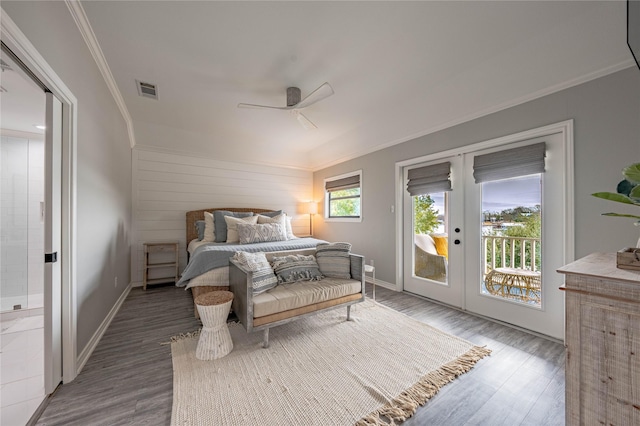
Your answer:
324,171 -> 362,221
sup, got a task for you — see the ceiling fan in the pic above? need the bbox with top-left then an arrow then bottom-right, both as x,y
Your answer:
238,82 -> 334,130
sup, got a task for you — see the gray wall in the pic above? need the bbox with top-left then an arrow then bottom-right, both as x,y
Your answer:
313,67 -> 640,286
4,2 -> 133,355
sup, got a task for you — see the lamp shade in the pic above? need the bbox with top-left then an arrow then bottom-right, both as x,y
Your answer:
307,201 -> 318,215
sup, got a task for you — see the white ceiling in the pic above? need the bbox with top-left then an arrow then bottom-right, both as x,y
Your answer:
77,1 -> 633,170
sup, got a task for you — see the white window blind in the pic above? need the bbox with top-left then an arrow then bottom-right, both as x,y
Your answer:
473,142 -> 546,183
406,161 -> 451,196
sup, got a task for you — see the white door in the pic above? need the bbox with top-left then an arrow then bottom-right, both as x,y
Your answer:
401,125 -> 571,340
463,133 -> 567,339
403,156 -> 464,307
44,92 -> 63,393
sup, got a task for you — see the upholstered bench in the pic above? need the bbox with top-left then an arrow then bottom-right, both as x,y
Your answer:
229,247 -> 365,348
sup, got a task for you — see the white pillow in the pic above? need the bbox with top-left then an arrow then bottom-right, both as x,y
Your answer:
225,215 -> 259,243
415,234 -> 437,255
257,213 -> 286,227
285,215 -> 296,239
203,211 -> 215,242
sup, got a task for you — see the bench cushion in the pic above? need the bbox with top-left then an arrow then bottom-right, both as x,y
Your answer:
252,277 -> 362,318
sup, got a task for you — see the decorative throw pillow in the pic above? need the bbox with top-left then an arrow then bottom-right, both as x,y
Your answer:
257,213 -> 287,230
195,220 -> 206,241
232,251 -> 278,294
271,254 -> 324,283
260,210 -> 284,218
238,223 -> 287,244
430,234 -> 448,260
203,212 -> 215,242
214,211 -> 254,243
316,242 -> 352,279
224,215 -> 259,243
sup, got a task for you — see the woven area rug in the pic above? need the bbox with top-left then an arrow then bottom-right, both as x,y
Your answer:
170,299 -> 490,426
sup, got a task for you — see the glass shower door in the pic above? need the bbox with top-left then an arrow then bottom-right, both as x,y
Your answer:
1,135 -> 30,311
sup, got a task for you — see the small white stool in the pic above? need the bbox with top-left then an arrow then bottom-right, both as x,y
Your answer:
364,264 -> 376,300
195,291 -> 234,360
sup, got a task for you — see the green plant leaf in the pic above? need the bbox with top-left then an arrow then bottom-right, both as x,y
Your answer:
622,163 -> 640,184
630,184 -> 640,200
602,213 -> 640,219
591,192 -> 640,205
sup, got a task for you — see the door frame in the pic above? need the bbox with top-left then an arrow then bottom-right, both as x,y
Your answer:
395,120 -> 574,298
2,11 -> 79,382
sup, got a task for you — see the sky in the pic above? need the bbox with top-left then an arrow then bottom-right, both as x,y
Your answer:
481,174 -> 542,212
428,174 -> 542,215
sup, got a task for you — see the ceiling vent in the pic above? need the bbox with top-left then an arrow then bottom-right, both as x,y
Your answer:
136,79 -> 158,100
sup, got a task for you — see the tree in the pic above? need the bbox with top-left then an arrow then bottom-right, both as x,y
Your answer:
329,188 -> 360,217
414,194 -> 440,234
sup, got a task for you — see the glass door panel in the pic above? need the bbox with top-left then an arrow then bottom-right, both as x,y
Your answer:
481,174 -> 542,307
413,192 -> 448,283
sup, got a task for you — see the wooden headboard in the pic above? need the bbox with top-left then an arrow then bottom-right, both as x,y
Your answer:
186,207 -> 274,244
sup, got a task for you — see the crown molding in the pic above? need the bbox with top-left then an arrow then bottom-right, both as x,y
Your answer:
65,0 -> 136,148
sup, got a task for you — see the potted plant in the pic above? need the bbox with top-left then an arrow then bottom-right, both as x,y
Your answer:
592,162 -> 640,268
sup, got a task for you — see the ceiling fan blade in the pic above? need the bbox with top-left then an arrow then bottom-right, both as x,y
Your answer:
293,82 -> 334,109
292,110 -> 317,130
237,102 -> 288,110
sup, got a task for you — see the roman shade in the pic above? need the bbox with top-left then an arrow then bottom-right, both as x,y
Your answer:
406,162 -> 451,196
473,142 -> 546,183
325,174 -> 360,192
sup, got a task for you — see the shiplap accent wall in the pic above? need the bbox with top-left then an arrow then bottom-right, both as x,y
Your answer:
131,148 -> 313,285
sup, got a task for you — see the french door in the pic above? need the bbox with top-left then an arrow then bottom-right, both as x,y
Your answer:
403,156 -> 464,307
402,126 -> 571,340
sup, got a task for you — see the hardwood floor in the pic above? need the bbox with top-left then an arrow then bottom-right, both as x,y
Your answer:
35,283 -> 565,425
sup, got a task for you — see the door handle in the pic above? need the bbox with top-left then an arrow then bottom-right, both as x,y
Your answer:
45,252 -> 58,263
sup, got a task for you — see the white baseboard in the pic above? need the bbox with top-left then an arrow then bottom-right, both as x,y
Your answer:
76,283 -> 132,374
366,277 -> 398,291
131,281 -> 143,288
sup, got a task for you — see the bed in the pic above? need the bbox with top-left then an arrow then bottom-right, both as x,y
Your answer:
180,207 -> 327,316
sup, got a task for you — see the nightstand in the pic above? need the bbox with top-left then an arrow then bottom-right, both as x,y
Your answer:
143,241 -> 179,290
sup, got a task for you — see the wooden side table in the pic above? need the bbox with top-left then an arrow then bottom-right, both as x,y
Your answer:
143,241 -> 179,290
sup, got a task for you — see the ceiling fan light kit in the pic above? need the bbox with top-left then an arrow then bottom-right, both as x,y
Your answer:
238,82 -> 334,129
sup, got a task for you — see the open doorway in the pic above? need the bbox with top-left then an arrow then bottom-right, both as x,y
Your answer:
1,42 -> 48,425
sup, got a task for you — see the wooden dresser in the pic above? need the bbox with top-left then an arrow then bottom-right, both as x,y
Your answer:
557,252 -> 640,426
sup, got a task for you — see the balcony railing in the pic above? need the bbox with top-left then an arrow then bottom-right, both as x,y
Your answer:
482,235 -> 541,275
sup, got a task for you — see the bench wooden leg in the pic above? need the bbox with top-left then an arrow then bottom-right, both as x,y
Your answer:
262,328 -> 270,348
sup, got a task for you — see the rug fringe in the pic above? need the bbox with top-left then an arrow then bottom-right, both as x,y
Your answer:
161,329 -> 202,345
355,345 -> 491,426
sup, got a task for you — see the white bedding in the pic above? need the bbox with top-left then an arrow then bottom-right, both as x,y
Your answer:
187,239 -> 209,254
182,237 -> 326,289
186,266 -> 229,289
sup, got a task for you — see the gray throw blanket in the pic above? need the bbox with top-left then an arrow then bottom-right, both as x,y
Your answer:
177,237 -> 327,287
